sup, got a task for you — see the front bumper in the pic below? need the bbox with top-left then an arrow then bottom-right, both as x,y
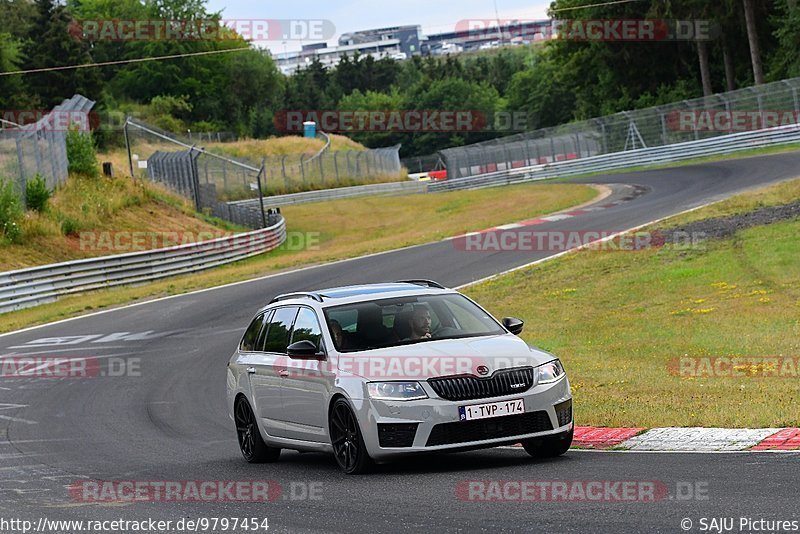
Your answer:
352,376 -> 572,461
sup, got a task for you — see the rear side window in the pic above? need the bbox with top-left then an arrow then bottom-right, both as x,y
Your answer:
240,313 -> 265,352
291,308 -> 323,350
262,307 -> 299,353
254,310 -> 274,351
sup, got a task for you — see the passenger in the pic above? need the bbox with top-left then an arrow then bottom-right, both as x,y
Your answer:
407,306 -> 432,340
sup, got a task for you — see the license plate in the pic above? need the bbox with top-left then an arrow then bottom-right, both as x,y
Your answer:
459,398 -> 525,421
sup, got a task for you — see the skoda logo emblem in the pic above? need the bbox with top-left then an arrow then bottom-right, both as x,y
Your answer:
476,366 -> 490,376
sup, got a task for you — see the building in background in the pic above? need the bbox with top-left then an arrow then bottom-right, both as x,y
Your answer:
275,20 -> 552,74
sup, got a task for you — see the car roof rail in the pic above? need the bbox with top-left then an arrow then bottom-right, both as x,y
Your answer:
269,292 -> 324,304
395,279 -> 447,290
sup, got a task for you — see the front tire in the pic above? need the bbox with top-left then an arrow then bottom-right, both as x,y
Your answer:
235,397 -> 281,463
521,429 -> 573,458
329,398 -> 373,474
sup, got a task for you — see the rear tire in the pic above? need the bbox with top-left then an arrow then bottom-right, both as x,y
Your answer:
235,397 -> 281,463
329,398 -> 373,474
521,429 -> 573,458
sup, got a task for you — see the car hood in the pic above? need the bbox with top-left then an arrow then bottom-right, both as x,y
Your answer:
336,334 -> 557,381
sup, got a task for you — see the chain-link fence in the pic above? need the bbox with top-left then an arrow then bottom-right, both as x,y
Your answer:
401,153 -> 446,174
0,95 -> 95,202
442,77 -> 800,179
125,117 -> 404,204
125,118 -> 270,229
186,131 -> 237,143
259,140 -> 403,196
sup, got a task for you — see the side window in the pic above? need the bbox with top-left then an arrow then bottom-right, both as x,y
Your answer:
254,310 -> 274,352
240,313 -> 265,352
291,308 -> 323,350
262,307 -> 299,354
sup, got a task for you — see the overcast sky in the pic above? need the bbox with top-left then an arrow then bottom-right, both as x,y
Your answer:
205,0 -> 551,53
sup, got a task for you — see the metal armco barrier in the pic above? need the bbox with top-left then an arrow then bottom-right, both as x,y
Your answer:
234,179 -> 428,208
0,216 -> 286,314
429,122 -> 800,192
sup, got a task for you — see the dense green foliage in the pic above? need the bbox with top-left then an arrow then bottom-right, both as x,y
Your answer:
65,130 -> 99,177
0,0 -> 798,156
24,174 -> 50,212
0,179 -> 23,243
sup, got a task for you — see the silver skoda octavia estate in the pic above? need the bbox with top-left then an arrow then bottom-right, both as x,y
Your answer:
227,280 -> 573,474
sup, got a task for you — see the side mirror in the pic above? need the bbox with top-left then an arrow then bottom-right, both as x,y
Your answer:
503,317 -> 524,335
287,340 -> 326,361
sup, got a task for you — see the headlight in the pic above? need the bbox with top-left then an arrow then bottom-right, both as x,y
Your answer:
537,360 -> 566,384
367,382 -> 428,401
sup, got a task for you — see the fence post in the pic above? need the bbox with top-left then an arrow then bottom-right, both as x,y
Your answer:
333,152 -> 339,183
188,146 -> 202,210
300,154 -> 306,184
782,80 -> 799,113
257,159 -> 267,228
318,153 -> 325,183
124,118 -> 135,178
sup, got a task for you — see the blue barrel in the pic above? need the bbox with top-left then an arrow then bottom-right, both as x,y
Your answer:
303,121 -> 317,138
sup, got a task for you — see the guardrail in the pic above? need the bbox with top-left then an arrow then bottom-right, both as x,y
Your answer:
0,216 -> 287,314
430,123 -> 800,192
234,180 -> 428,208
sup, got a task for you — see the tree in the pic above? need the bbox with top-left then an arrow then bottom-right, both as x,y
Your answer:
743,0 -> 765,84
23,0 -> 102,107
0,33 -> 27,109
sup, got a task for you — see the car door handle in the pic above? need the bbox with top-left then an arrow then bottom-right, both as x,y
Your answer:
246,367 -> 256,374
279,369 -> 290,378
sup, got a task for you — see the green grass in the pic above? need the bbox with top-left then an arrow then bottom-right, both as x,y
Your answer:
0,175 -> 241,271
0,182 -> 598,333
464,178 -> 800,428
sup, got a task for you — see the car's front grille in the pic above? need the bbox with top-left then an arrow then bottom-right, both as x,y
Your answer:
428,367 -> 535,401
378,423 -> 418,447
555,399 -> 573,427
426,411 -> 553,446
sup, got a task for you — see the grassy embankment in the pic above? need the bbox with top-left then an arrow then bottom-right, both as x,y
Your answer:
465,178 -> 800,428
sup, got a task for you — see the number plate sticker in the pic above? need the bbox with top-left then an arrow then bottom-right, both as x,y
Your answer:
458,398 -> 525,421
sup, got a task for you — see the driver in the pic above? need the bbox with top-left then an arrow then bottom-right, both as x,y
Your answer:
329,319 -> 347,349
407,306 -> 432,340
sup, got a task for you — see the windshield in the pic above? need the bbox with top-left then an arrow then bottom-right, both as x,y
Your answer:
323,293 -> 506,352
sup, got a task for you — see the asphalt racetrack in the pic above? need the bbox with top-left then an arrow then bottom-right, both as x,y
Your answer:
1,151 -> 799,533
